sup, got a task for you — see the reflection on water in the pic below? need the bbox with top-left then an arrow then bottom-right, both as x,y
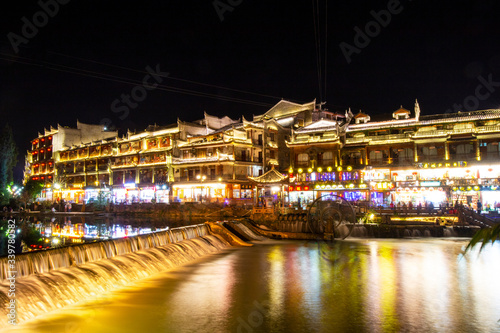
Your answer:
15,215 -> 194,245
6,239 -> 500,333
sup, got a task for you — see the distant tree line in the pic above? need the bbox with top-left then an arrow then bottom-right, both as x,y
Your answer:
0,124 -> 17,206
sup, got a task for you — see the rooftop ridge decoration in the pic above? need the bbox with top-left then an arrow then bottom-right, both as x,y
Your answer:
420,109 -> 500,121
294,119 -> 339,134
248,166 -> 288,183
346,108 -> 500,131
254,99 -> 316,121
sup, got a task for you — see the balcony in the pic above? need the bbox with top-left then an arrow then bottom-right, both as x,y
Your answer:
448,153 -> 475,161
346,137 -> 368,145
412,130 -> 448,138
368,158 -> 391,166
340,159 -> 364,167
448,179 -> 479,186
391,158 -> 414,166
253,139 -> 263,146
482,151 -> 500,161
417,155 -> 445,163
367,133 -> 411,143
296,161 -> 309,168
235,156 -> 252,162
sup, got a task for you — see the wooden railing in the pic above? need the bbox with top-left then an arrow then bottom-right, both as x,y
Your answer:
458,206 -> 496,227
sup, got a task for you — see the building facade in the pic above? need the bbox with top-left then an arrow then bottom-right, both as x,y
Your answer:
25,100 -> 500,210
287,102 -> 500,211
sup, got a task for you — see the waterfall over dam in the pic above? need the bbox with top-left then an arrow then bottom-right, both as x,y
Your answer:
0,223 -> 244,327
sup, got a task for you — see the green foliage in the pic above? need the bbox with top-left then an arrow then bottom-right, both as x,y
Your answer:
465,224 -> 500,253
20,224 -> 44,248
92,190 -> 110,211
23,179 -> 44,201
0,124 -> 18,205
358,209 -> 377,224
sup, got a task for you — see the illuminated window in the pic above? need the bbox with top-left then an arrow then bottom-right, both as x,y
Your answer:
298,153 -> 309,165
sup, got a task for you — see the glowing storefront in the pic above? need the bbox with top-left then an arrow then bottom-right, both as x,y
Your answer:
173,183 -> 227,202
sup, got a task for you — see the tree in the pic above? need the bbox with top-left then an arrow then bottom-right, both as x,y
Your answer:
0,124 -> 18,205
20,179 -> 44,208
465,224 -> 500,253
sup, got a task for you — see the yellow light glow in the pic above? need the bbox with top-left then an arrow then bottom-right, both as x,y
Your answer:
307,168 -> 313,173
327,166 -> 332,172
347,166 -> 352,171
288,167 -> 293,173
337,166 -> 342,171
173,183 -> 226,189
317,167 -> 322,173
298,168 -> 303,174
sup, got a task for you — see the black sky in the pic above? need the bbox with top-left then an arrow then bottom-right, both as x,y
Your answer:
1,0 -> 500,182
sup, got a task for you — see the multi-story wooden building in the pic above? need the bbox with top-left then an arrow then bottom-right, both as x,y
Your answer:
26,100 -> 500,210
24,100 -> 312,204
24,122 -> 118,201
287,102 -> 500,210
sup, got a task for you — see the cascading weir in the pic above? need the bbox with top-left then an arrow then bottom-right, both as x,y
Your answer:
0,223 -> 231,327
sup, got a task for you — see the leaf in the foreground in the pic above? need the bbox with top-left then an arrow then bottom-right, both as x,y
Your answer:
465,224 -> 500,253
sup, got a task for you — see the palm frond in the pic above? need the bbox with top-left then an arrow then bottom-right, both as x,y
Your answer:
465,224 -> 500,253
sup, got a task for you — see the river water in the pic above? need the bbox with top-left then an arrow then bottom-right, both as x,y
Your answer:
4,238 -> 500,333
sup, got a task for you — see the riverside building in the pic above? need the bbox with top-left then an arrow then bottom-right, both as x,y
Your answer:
287,101 -> 500,211
24,100 -> 500,210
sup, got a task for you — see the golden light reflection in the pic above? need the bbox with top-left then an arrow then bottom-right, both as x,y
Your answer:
266,246 -> 285,323
365,241 -> 400,331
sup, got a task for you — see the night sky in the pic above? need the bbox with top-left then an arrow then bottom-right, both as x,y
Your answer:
1,0 -> 500,182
